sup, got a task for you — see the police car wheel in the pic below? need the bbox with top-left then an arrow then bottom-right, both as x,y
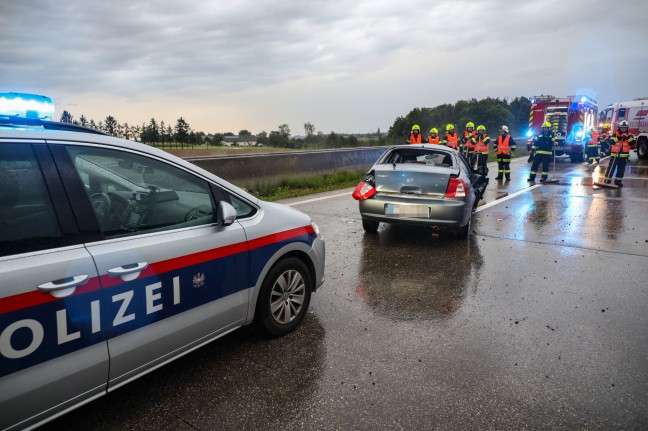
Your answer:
256,257 -> 312,336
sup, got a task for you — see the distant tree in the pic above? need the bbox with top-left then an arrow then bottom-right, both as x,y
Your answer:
104,116 -> 118,136
175,117 -> 190,144
268,130 -> 287,147
326,132 -> 339,148
159,121 -> 167,143
223,132 -> 235,136
79,115 -> 88,126
304,122 -> 315,137
89,119 -> 97,130
238,129 -> 251,136
60,110 -> 73,123
256,131 -> 268,146
211,133 -> 223,146
97,121 -> 105,133
278,124 -> 291,138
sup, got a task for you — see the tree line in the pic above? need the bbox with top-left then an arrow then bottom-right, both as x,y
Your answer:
387,97 -> 531,142
59,95 -> 530,150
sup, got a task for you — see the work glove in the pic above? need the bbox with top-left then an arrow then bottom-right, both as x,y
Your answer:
527,154 -> 534,163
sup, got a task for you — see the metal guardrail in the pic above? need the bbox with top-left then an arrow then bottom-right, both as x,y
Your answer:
184,140 -> 524,186
185,146 -> 389,186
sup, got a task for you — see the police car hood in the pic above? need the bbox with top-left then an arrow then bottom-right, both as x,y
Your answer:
259,200 -> 311,225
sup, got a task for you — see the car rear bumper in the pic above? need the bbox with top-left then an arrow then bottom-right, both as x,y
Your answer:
359,195 -> 469,227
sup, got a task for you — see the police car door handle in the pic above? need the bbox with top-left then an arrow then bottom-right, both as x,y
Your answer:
38,275 -> 89,292
107,262 -> 148,281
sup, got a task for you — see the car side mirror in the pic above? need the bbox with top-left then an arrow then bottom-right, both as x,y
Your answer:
217,201 -> 237,226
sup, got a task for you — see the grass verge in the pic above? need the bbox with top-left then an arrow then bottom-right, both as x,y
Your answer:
245,147 -> 531,202
246,169 -> 366,201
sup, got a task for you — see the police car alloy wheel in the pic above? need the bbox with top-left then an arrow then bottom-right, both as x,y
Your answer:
256,257 -> 312,336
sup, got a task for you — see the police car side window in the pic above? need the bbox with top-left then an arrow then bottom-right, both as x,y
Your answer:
65,146 -> 216,239
0,144 -> 63,257
227,194 -> 257,219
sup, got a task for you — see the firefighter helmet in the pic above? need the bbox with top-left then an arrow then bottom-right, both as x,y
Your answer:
602,123 -> 611,129
411,124 -> 420,132
430,127 -> 438,134
466,122 -> 474,129
542,121 -> 551,128
477,125 -> 486,132
619,120 -> 629,128
446,124 -> 455,131
500,125 -> 509,133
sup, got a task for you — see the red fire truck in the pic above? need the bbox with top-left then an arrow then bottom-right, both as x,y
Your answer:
525,95 -> 598,162
598,98 -> 648,159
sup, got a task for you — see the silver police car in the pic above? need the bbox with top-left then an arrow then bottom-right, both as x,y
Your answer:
0,93 -> 325,431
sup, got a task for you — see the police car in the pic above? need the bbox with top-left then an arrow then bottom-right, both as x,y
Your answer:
0,93 -> 325,430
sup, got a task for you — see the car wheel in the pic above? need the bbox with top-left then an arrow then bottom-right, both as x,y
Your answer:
456,216 -> 471,239
362,219 -> 379,233
637,139 -> 648,160
255,257 -> 312,337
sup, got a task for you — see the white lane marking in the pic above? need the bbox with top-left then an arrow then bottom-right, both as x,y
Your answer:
475,184 -> 542,212
287,191 -> 351,206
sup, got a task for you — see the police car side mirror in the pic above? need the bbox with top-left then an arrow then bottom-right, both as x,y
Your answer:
217,201 -> 237,226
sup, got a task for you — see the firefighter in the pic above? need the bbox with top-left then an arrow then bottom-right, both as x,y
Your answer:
428,127 -> 440,144
495,125 -> 516,181
599,123 -> 611,156
528,121 -> 555,182
585,127 -> 601,165
409,124 -> 423,144
603,120 -> 635,187
442,124 -> 460,150
462,122 -> 476,162
473,125 -> 490,176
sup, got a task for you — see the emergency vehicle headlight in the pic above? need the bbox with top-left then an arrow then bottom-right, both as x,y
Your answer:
525,129 -> 534,138
0,92 -> 55,120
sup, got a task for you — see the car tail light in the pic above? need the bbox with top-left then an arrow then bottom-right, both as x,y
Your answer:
352,181 -> 376,201
445,177 -> 466,198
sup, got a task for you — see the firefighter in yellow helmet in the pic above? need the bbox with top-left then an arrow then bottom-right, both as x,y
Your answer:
462,121 -> 476,161
599,123 -> 611,156
409,124 -> 423,144
441,124 -> 460,150
528,121 -> 556,182
473,125 -> 491,176
428,127 -> 440,144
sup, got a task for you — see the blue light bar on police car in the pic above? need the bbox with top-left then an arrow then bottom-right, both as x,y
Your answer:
0,92 -> 55,119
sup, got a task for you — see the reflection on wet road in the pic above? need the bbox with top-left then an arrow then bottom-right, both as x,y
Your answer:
45,155 -> 648,430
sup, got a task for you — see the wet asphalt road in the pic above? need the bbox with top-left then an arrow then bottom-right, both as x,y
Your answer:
44,155 -> 648,430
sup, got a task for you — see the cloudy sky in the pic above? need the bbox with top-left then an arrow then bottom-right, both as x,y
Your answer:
2,0 -> 647,135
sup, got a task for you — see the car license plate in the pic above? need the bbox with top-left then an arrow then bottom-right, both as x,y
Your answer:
385,204 -> 429,218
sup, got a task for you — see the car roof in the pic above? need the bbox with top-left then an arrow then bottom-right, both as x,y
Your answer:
0,121 -> 261,204
388,144 -> 457,153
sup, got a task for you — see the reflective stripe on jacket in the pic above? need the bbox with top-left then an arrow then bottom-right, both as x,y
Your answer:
610,136 -> 632,157
409,133 -> 422,144
474,134 -> 490,153
444,133 -> 459,149
463,131 -> 475,150
497,135 -> 511,155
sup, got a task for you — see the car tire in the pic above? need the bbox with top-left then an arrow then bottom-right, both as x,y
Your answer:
637,138 -> 648,160
456,216 -> 471,239
362,219 -> 379,233
255,257 -> 312,337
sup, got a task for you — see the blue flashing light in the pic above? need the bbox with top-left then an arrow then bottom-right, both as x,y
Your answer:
575,130 -> 584,139
530,98 -> 536,104
580,96 -> 587,103
525,129 -> 534,138
0,93 -> 55,120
